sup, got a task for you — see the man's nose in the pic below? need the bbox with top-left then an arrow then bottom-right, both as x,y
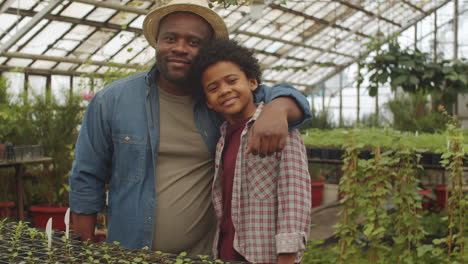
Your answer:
171,39 -> 189,54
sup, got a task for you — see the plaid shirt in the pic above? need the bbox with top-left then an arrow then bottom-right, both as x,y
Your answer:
212,103 -> 312,263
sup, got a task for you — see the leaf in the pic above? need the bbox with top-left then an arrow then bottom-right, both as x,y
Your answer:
393,75 -> 408,86
409,75 -> 419,85
417,244 -> 434,257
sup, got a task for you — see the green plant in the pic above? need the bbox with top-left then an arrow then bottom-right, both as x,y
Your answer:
440,111 -> 466,262
386,92 -> 446,133
335,130 -> 362,263
363,34 -> 468,113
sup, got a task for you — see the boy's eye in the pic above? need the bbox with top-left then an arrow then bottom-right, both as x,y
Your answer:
206,85 -> 218,92
227,78 -> 237,84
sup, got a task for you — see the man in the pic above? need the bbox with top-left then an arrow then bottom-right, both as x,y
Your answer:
69,0 -> 311,256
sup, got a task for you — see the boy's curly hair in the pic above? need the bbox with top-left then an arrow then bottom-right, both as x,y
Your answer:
190,39 -> 262,101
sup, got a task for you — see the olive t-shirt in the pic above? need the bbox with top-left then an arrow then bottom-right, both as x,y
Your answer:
152,87 -> 216,256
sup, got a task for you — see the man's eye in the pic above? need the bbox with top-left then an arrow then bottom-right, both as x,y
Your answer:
227,78 -> 237,84
189,39 -> 200,46
164,36 -> 175,42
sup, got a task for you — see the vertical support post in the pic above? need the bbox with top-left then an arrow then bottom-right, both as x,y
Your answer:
15,164 -> 25,220
434,11 -> 438,62
357,84 -> 360,124
453,0 -> 459,115
414,24 -> 418,50
375,87 -> 379,124
322,84 -> 325,112
70,76 -> 74,97
24,73 -> 29,93
339,72 -> 343,127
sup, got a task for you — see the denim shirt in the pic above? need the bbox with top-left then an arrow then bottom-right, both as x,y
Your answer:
69,64 -> 311,250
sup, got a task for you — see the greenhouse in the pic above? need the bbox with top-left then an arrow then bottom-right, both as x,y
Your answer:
0,0 -> 466,263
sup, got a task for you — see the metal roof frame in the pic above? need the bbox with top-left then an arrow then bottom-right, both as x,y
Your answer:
0,0 -> 457,92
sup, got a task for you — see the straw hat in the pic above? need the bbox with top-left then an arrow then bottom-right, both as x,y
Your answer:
143,0 -> 229,49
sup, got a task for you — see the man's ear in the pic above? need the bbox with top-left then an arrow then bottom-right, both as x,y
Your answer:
249,78 -> 259,92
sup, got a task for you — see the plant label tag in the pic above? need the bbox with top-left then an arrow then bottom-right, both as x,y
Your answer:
46,217 -> 52,249
65,208 -> 70,239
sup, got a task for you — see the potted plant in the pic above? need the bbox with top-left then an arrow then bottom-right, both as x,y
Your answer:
25,91 -> 83,231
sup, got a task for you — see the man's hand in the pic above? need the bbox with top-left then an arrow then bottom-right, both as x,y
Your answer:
247,97 -> 302,157
277,253 -> 296,264
72,212 -> 97,242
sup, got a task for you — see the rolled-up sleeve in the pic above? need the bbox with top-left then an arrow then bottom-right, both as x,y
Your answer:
276,130 -> 312,258
69,92 -> 112,214
254,83 -> 312,130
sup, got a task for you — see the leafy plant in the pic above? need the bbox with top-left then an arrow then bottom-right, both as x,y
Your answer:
439,110 -> 466,262
363,34 -> 468,113
386,92 -> 446,133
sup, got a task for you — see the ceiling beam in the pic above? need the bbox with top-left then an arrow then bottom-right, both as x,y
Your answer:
334,0 -> 401,27
0,65 -> 134,78
0,0 -> 62,55
0,0 -> 15,14
400,0 -> 429,15
304,0 -> 451,94
236,30 -> 354,58
69,0 -> 148,15
269,3 -> 370,39
4,8 -> 143,34
253,49 -> 306,62
3,52 -> 144,69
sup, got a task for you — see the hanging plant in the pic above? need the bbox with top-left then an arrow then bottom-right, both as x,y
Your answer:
362,35 -> 468,111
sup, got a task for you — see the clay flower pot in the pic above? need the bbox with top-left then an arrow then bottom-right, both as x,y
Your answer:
29,204 -> 69,231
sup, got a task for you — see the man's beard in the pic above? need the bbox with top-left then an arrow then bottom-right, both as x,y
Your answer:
156,60 -> 191,89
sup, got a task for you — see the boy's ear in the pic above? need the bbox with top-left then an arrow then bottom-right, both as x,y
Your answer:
249,78 -> 258,92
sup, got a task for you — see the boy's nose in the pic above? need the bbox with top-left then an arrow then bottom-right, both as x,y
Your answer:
219,84 -> 232,96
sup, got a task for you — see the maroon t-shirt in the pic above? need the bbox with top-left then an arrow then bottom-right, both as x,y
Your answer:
218,119 -> 248,262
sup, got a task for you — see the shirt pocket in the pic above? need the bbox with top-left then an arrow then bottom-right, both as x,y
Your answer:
112,133 -> 147,182
245,155 -> 279,200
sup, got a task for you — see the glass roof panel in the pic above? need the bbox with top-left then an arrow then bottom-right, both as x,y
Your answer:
7,58 -> 33,67
11,0 -> 38,9
86,7 -> 117,23
65,25 -> 96,42
1,16 -> 31,45
112,38 -> 147,64
109,12 -> 138,26
130,47 -> 154,65
15,19 -> 49,48
30,60 -> 57,69
44,49 -> 67,57
21,21 -> 72,54
76,64 -> 99,73
92,31 -> 135,60
54,62 -> 77,71
61,2 -> 95,19
129,15 -> 145,28
0,14 -> 20,36
72,30 -> 114,60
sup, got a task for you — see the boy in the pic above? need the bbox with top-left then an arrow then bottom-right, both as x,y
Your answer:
190,40 -> 312,264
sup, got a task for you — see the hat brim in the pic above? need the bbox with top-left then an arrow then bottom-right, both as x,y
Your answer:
143,4 -> 229,49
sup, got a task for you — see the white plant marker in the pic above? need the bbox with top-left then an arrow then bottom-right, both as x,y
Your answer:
64,208 -> 70,239
46,217 -> 53,249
